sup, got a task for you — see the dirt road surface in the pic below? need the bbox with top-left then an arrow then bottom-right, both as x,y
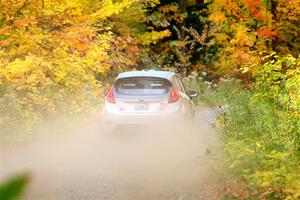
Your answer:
0,108 -> 223,200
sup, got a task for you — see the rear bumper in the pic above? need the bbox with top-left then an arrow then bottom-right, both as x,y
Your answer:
102,107 -> 184,129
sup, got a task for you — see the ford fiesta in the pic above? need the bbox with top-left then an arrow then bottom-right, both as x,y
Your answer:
102,70 -> 198,131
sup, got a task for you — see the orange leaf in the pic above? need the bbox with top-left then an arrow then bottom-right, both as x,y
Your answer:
0,40 -> 9,46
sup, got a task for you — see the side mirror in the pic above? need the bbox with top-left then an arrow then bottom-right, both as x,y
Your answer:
103,88 -> 109,96
189,90 -> 199,98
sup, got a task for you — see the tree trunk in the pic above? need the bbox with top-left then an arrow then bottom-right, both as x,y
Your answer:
269,0 -> 278,50
178,0 -> 186,13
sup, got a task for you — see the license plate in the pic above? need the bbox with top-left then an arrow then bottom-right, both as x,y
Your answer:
134,104 -> 149,111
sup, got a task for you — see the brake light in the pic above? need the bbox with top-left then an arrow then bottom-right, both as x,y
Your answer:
106,88 -> 116,104
168,88 -> 180,103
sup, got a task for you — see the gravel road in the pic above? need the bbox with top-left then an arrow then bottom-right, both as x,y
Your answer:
0,108 -> 222,200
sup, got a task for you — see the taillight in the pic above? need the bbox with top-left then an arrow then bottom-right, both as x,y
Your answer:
106,88 -> 116,104
168,87 -> 180,103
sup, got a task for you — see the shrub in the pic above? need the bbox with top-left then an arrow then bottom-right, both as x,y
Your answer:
220,54 -> 300,199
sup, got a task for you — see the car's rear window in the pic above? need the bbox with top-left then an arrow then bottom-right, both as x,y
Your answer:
114,77 -> 172,95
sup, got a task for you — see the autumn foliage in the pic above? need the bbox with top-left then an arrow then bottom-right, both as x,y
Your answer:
208,0 -> 300,82
0,0 -> 159,132
0,0 -> 299,198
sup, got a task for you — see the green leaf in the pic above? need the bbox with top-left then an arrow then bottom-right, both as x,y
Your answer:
285,59 -> 293,67
0,18 -> 3,28
0,35 -> 7,41
0,174 -> 30,200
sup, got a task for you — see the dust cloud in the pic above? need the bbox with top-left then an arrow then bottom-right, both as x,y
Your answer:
0,108 -> 222,200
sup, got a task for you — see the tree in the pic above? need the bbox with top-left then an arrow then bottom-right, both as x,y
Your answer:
0,0 -> 141,130
208,0 -> 300,82
143,0 -> 219,76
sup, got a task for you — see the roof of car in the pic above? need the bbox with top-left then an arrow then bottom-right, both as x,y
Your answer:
117,70 -> 176,80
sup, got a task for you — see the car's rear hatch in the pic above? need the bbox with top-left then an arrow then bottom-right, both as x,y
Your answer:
114,76 -> 172,113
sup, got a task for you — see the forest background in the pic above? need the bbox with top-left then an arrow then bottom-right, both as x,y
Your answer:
0,0 -> 299,199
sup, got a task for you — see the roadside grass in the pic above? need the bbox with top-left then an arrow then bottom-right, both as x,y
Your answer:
186,55 -> 300,199
219,90 -> 300,199
183,75 -> 242,108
